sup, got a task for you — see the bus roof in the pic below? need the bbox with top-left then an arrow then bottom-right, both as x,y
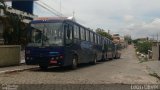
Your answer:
34,17 -> 68,20
32,17 -> 75,23
31,16 -> 85,28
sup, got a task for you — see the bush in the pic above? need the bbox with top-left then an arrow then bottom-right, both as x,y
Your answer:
136,41 -> 152,54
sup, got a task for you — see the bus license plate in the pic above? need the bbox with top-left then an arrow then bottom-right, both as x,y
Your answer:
50,60 -> 57,64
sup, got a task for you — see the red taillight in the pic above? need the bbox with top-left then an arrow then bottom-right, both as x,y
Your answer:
60,55 -> 63,59
50,60 -> 57,64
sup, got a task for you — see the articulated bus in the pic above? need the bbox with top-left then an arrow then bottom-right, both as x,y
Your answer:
25,17 -> 120,69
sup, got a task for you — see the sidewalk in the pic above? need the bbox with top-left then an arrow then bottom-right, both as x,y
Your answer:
0,65 -> 38,74
143,60 -> 160,78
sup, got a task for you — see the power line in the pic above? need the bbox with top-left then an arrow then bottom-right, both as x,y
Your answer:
38,1 -> 63,16
35,1 -> 60,16
34,2 -> 46,16
39,0 -> 81,19
35,0 -> 85,24
35,1 -> 62,16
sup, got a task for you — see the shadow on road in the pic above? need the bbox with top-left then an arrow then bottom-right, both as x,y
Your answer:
29,62 -> 105,72
29,59 -> 122,73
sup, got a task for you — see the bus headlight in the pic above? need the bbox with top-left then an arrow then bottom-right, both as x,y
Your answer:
51,57 -> 55,60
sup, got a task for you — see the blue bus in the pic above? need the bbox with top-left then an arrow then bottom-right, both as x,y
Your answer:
25,17 -> 119,69
101,37 -> 118,61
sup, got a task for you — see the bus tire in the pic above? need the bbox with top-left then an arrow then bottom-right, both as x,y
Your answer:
114,55 -> 117,59
39,64 -> 48,70
109,55 -> 113,60
117,54 -> 120,59
118,55 -> 121,59
101,54 -> 106,61
91,55 -> 97,65
71,55 -> 78,69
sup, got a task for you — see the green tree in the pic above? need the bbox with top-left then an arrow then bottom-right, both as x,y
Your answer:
95,28 -> 113,40
124,35 -> 132,44
132,39 -> 138,45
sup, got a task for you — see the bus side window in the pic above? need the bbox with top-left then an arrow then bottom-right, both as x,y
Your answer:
68,25 -> 73,39
86,30 -> 89,41
74,24 -> 79,39
79,27 -> 81,40
90,32 -> 93,43
106,39 -> 108,50
102,38 -> 104,51
80,27 -> 85,40
94,34 -> 97,44
97,36 -> 99,44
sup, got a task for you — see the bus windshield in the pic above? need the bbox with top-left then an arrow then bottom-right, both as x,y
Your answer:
28,22 -> 64,47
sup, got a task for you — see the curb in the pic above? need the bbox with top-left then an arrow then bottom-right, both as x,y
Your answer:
0,66 -> 39,74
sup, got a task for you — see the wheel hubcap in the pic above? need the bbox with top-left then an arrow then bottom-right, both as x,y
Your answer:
73,58 -> 77,66
94,58 -> 97,63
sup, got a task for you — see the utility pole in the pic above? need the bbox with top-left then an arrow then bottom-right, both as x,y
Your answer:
73,11 -> 75,17
157,33 -> 159,42
60,0 -> 62,16
157,33 -> 159,47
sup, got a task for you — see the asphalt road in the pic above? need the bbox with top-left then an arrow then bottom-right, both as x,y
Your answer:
0,45 -> 159,89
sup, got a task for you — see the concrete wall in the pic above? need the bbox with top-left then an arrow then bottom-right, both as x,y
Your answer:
152,45 -> 159,60
0,45 -> 20,67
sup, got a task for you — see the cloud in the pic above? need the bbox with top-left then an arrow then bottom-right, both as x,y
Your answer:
123,15 -> 134,22
33,0 -> 160,39
121,18 -> 160,39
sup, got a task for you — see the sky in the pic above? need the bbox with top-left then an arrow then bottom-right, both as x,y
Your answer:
14,0 -> 160,39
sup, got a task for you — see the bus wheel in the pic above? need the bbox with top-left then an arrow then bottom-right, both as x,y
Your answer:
118,55 -> 121,59
91,56 -> 97,65
71,56 -> 78,69
114,55 -> 117,59
39,64 -> 48,70
109,56 -> 113,60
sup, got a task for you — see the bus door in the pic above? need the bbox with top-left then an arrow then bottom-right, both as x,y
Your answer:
64,23 -> 74,65
64,24 -> 73,45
